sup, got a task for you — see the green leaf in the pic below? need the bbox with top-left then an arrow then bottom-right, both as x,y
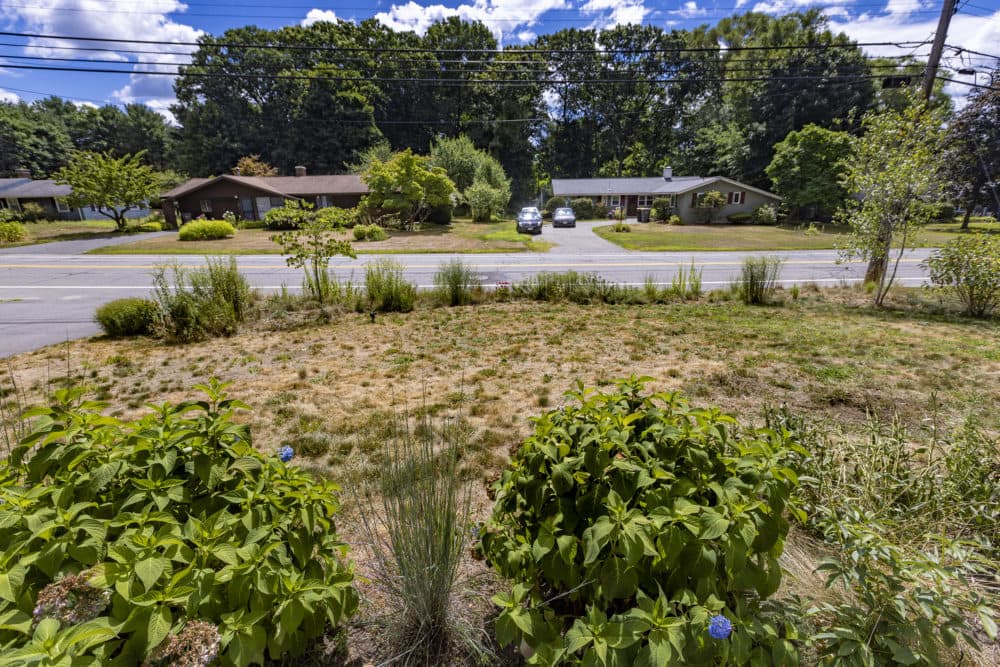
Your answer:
135,557 -> 168,592
147,605 -> 172,652
698,510 -> 730,541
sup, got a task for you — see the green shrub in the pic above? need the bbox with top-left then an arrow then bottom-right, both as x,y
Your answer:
512,271 -> 640,305
0,381 -> 358,666
178,220 -> 235,241
924,235 -> 1000,317
152,257 -> 253,342
353,223 -> 388,242
94,298 -> 158,337
651,197 -> 675,222
19,202 -> 45,222
0,221 -> 27,244
237,219 -> 266,230
363,259 -> 416,313
466,180 -> 507,223
315,205 -> 354,228
727,212 -> 753,224
0,208 -> 23,223
481,379 -> 804,665
752,205 -> 778,225
131,221 -> 162,232
739,256 -> 782,305
263,200 -> 312,230
433,259 -> 481,306
918,201 -> 956,224
542,196 -> 568,219
569,198 -> 601,220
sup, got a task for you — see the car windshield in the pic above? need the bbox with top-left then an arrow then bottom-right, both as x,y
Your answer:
555,208 -> 573,215
520,208 -> 539,215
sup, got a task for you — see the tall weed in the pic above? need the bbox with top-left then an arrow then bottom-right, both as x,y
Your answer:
433,259 -> 481,307
512,271 -> 640,304
363,259 -> 416,313
152,257 -> 254,342
739,255 -> 782,305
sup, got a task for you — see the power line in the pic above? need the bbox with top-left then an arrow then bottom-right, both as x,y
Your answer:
0,30 -> 928,55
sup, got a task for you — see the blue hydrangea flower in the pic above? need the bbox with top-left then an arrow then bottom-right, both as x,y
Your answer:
278,446 -> 294,463
708,615 -> 733,640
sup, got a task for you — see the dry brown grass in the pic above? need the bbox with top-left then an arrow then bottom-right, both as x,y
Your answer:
4,287 -> 999,665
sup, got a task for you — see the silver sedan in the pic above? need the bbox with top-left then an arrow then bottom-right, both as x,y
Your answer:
552,207 -> 576,228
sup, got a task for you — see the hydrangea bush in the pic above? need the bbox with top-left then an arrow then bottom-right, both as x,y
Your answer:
0,380 -> 357,666
480,378 -> 804,665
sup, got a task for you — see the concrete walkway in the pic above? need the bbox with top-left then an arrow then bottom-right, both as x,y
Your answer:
0,231 -> 173,256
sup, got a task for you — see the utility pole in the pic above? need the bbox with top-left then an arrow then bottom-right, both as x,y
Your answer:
922,0 -> 959,101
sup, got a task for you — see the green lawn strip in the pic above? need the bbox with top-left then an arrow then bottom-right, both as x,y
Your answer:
593,222 -> 974,251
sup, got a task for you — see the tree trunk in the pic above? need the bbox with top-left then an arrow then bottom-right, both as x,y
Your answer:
961,206 -> 972,230
114,211 -> 127,232
864,217 -> 893,286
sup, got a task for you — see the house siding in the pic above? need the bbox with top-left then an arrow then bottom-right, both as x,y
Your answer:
164,181 -> 364,227
675,187 -> 775,224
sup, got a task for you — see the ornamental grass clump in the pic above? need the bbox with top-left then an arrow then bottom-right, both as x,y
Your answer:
0,380 -> 357,665
357,413 -> 483,665
481,378 -> 805,665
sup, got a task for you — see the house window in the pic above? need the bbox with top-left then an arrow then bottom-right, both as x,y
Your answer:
240,198 -> 254,220
726,191 -> 746,205
606,195 -> 621,208
5,198 -> 20,212
55,198 -> 70,213
200,199 -> 212,213
317,195 -> 332,208
270,197 -> 284,208
637,195 -> 654,208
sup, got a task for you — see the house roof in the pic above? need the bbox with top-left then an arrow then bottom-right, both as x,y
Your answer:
162,174 -> 368,199
0,178 -> 72,198
551,176 -> 780,200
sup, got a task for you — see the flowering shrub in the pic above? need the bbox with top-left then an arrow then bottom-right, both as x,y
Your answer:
0,380 -> 357,665
481,378 -> 804,665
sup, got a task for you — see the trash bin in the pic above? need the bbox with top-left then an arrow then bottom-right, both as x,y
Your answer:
637,208 -> 650,223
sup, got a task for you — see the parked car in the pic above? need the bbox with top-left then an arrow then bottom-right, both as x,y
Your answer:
516,207 -> 542,234
552,207 -> 576,228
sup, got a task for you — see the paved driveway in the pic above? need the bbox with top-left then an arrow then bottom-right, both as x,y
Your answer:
542,220 -> 628,254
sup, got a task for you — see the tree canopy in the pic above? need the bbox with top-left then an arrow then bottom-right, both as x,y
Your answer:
54,151 -> 161,231
766,125 -> 853,220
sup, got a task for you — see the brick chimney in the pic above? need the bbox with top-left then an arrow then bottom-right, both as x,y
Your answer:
294,165 -> 307,177
14,167 -> 31,179
662,166 -> 672,182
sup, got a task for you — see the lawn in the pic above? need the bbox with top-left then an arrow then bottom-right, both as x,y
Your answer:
4,288 -> 999,665
593,221 -> 975,251
89,220 -> 552,255
4,219 -> 119,245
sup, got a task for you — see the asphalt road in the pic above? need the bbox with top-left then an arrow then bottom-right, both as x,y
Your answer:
0,222 -> 935,359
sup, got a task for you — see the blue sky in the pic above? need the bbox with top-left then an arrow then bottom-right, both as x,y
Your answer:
0,0 -> 998,119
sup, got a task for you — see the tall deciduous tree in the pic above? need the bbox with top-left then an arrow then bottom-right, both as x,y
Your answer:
233,155 -> 278,176
941,69 -> 1000,228
766,124 -> 853,220
361,150 -> 456,229
55,151 -> 160,231
841,100 -> 945,305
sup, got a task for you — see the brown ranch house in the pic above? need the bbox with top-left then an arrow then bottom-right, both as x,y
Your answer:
161,167 -> 367,227
551,168 -> 781,223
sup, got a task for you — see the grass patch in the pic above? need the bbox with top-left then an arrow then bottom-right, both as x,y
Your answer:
593,222 -> 975,251
89,220 -> 553,255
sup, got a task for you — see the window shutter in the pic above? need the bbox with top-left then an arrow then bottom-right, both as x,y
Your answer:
726,192 -> 733,204
691,193 -> 697,206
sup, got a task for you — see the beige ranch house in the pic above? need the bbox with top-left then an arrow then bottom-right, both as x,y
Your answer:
551,168 -> 781,223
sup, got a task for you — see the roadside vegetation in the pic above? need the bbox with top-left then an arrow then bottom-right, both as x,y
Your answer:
3,275 -> 999,665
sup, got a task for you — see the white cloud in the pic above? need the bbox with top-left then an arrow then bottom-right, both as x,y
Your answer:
0,87 -> 19,102
580,0 -> 649,29
735,0 -> 749,7
0,1 -> 203,119
517,30 -> 536,43
831,7 -> 1000,104
374,1 -> 568,41
751,0 -> 836,14
301,8 -> 339,27
669,2 -> 707,19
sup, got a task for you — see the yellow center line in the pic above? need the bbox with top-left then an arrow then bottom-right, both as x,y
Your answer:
0,258 -> 925,270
